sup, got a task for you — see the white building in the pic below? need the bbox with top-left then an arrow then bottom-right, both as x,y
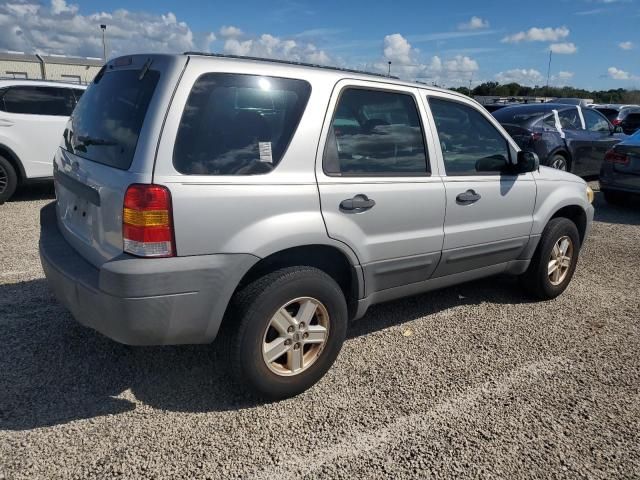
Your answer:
0,52 -> 103,85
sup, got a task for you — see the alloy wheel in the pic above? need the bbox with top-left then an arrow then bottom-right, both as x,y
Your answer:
262,297 -> 330,376
550,156 -> 567,171
548,236 -> 573,286
0,164 -> 7,193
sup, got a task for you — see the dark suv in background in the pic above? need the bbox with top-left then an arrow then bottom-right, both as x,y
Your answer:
591,104 -> 640,135
492,104 -> 626,176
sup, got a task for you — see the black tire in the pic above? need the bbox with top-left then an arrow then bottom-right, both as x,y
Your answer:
520,217 -> 581,300
0,155 -> 18,203
602,190 -> 626,205
549,154 -> 570,172
225,266 -> 348,400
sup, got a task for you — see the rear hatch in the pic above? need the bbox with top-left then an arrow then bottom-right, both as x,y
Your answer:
501,123 -> 535,149
54,54 -> 187,267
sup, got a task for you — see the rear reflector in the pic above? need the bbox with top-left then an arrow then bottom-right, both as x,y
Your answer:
123,184 -> 174,257
604,149 -> 629,165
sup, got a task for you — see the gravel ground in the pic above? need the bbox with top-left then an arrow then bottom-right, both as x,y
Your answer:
1,182 -> 639,479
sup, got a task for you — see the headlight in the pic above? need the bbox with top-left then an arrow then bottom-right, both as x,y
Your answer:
586,185 -> 594,204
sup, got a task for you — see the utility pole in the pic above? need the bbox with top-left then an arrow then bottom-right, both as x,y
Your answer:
100,24 -> 107,62
387,61 -> 391,77
545,49 -> 552,99
468,72 -> 474,96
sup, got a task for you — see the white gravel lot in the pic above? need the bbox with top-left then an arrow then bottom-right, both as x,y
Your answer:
0,182 -> 639,479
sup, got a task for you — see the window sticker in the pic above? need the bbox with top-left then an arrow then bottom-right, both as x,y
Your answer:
259,141 -> 273,163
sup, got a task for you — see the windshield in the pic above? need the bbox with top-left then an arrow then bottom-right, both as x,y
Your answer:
62,68 -> 160,170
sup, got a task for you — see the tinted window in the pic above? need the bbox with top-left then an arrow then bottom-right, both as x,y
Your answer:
429,97 -> 511,176
174,74 -> 311,175
323,88 -> 428,175
584,109 -> 610,133
595,108 -> 620,122
72,89 -> 84,102
1,86 -> 74,116
64,69 -> 160,170
492,105 -> 552,125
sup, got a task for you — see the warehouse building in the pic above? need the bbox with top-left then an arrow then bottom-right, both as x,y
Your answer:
0,52 -> 103,85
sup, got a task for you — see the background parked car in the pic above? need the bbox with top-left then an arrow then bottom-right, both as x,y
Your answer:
591,104 -> 640,135
554,98 -> 594,107
492,103 -> 625,176
600,129 -> 640,204
0,80 -> 85,203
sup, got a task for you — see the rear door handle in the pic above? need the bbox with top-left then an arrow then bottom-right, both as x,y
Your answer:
340,194 -> 376,211
456,189 -> 481,205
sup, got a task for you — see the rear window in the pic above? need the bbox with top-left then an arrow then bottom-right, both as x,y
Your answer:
63,69 -> 160,170
595,108 -> 620,122
492,106 -> 550,125
173,73 -> 311,175
0,86 -> 75,116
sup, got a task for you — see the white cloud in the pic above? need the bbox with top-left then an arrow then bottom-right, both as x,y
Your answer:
552,71 -> 574,86
619,41 -> 634,50
550,42 -> 577,54
222,33 -> 332,65
608,67 -> 636,80
219,25 -> 243,38
502,26 -> 570,43
458,16 -> 489,31
0,1 -> 213,58
383,33 -> 414,64
495,68 -> 544,85
372,33 -> 478,86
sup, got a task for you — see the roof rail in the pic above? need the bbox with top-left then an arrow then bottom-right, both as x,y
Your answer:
183,51 -> 399,80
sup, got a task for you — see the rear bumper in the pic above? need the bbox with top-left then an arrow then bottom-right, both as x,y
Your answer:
39,202 -> 259,345
599,167 -> 640,194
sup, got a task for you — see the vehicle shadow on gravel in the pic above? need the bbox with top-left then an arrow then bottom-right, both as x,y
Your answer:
6,183 -> 55,203
0,274 -> 529,431
592,192 -> 640,226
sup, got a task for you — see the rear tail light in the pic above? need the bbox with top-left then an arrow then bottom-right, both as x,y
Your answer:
530,132 -> 542,142
123,184 -> 175,257
604,149 -> 629,165
612,119 -> 622,126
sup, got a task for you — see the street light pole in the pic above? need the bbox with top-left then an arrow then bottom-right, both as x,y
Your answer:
387,61 -> 391,77
100,24 -> 107,62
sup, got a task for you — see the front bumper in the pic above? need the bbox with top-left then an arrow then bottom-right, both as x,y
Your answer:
39,202 -> 259,345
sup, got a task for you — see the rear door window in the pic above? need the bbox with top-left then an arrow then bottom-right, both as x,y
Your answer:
64,69 -> 160,170
323,88 -> 428,176
173,73 -> 311,175
0,86 -> 75,116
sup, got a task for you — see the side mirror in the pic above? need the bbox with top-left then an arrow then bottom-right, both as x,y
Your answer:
613,125 -> 624,134
515,150 -> 539,173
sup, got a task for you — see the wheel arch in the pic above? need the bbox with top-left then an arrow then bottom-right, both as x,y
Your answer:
229,244 -> 363,321
0,143 -> 25,183
548,148 -> 572,170
550,205 -> 587,244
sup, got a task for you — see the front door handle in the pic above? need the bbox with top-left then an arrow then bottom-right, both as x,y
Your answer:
340,194 -> 376,211
456,189 -> 481,205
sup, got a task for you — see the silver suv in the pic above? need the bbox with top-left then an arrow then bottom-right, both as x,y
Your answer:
40,53 -> 595,399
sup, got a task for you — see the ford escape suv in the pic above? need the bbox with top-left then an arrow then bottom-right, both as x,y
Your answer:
40,53 -> 595,399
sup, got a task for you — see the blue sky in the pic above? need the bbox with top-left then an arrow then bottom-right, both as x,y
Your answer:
1,0 -> 638,89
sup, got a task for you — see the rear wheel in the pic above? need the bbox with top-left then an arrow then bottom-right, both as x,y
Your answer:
549,154 -> 569,172
521,218 -> 580,300
0,156 -> 18,203
226,266 -> 348,399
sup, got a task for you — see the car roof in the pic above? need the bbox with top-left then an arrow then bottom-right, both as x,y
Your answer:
182,52 -> 471,101
0,79 -> 87,89
494,103 -> 574,115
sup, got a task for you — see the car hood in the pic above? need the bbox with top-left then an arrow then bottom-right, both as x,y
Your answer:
535,165 -> 586,184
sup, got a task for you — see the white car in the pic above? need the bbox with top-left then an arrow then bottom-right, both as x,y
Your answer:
0,80 -> 86,202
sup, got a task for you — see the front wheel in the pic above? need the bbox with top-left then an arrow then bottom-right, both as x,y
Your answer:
520,218 -> 581,300
226,266 -> 348,399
